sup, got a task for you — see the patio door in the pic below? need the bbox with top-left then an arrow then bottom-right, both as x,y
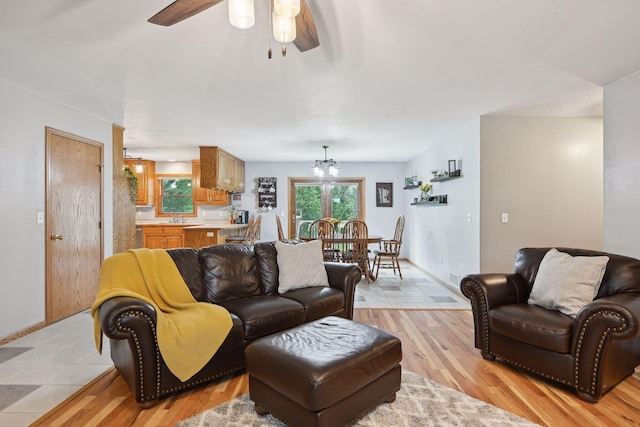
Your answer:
288,178 -> 365,239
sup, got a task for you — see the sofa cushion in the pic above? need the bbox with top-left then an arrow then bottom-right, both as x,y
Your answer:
275,240 -> 329,294
527,248 -> 609,317
220,295 -> 306,340
199,244 -> 261,303
254,241 -> 280,295
167,248 -> 207,302
281,287 -> 345,322
489,304 -> 574,353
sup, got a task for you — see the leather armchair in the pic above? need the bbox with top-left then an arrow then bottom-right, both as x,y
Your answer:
460,247 -> 640,402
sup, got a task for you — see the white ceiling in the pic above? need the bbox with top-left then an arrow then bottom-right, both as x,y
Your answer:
2,0 -> 640,163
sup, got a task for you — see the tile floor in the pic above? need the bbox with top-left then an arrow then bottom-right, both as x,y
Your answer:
354,261 -> 470,310
0,260 -> 469,426
0,310 -> 112,426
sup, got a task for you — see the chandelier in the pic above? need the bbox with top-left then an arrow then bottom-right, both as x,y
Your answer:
313,146 -> 339,178
228,0 -> 300,55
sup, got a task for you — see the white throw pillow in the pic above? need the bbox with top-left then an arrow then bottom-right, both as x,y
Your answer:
527,248 -> 609,317
275,240 -> 330,294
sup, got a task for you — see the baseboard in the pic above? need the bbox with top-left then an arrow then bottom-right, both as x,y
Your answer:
0,320 -> 47,346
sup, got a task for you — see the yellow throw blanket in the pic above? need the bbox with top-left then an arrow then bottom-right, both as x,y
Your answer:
90,248 -> 233,382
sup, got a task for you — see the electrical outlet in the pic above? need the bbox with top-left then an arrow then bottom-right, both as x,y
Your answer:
501,212 -> 509,223
136,211 -> 142,217
202,211 -> 206,217
467,213 -> 472,222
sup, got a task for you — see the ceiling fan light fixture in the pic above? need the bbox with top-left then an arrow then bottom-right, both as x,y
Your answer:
274,0 -> 301,18
272,11 -> 296,43
228,0 -> 255,29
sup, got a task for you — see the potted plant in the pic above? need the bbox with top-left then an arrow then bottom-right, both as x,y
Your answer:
419,182 -> 432,201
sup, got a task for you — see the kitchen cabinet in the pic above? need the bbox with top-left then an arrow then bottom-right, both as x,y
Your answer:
142,225 -> 184,249
199,146 -> 245,193
124,159 -> 156,206
183,226 -> 245,248
192,161 -> 230,205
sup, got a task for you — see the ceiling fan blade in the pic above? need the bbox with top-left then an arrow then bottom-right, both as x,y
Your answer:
293,0 -> 320,52
148,0 -> 224,26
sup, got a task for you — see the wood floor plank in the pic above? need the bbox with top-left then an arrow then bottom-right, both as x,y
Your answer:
32,309 -> 640,426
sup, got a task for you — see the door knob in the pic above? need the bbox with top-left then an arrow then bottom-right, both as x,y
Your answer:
51,234 -> 63,241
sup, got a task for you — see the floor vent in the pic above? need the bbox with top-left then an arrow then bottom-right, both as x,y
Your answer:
449,272 -> 460,286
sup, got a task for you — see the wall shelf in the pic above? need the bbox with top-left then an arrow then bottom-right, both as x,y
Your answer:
411,201 -> 448,206
430,173 -> 462,183
411,194 -> 448,206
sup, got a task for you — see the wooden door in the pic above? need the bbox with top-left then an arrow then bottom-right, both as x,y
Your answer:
46,127 -> 103,324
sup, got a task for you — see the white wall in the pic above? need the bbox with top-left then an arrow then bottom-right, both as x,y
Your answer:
603,72 -> 640,258
0,79 -> 113,338
480,116 -> 604,272
405,118 -> 481,286
242,162 -> 407,251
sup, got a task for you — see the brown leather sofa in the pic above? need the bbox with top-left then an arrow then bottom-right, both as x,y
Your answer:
460,247 -> 640,402
97,241 -> 362,407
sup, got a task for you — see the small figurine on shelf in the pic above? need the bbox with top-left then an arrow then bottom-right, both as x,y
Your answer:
230,206 -> 236,223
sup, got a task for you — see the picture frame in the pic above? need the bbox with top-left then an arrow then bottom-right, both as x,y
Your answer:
376,182 -> 393,207
404,176 -> 418,188
448,160 -> 457,175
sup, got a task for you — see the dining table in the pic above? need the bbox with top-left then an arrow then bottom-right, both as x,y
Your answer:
300,235 -> 382,281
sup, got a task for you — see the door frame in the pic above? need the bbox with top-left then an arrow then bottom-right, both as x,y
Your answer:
45,127 -> 104,325
287,177 -> 366,239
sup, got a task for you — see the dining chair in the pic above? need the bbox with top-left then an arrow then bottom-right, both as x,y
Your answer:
372,214 -> 405,279
341,219 -> 371,283
275,215 -> 284,240
252,214 -> 262,242
226,214 -> 255,244
308,219 -> 338,261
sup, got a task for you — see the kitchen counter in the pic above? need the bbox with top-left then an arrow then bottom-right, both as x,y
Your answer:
136,221 -> 248,249
135,222 -> 204,227
182,222 -> 247,248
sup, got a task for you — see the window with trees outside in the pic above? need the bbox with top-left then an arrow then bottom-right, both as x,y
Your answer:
289,178 -> 365,239
155,176 -> 195,217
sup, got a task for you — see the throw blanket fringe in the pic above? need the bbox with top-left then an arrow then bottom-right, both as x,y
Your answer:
91,248 -> 233,382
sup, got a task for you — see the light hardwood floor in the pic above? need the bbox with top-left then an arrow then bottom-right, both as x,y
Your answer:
33,309 -> 640,427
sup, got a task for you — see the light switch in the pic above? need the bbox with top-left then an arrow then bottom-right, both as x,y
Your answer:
37,212 -> 44,224
501,213 -> 509,223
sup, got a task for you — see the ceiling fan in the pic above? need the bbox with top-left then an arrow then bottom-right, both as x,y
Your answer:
148,0 -> 320,53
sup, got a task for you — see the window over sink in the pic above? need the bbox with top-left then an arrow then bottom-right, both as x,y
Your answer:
155,175 -> 195,218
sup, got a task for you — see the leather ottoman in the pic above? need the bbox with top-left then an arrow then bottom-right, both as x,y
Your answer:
245,316 -> 402,427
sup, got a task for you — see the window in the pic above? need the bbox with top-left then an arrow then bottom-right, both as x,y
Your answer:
155,175 -> 195,217
288,178 -> 365,239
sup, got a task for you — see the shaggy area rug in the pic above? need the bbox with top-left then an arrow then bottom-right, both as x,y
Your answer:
176,370 -> 539,426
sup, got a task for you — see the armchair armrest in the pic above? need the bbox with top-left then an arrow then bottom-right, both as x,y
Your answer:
571,294 -> 640,400
461,273 -> 530,309
460,273 -> 529,354
324,262 -> 362,319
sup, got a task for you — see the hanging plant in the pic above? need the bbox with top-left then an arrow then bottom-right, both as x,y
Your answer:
123,165 -> 138,203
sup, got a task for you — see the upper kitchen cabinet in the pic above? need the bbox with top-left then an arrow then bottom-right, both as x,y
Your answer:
192,160 -> 230,205
124,159 -> 156,206
199,146 -> 245,193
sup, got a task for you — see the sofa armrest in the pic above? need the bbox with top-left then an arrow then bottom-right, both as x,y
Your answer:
97,296 -> 162,406
324,262 -> 362,319
99,296 -> 157,339
460,273 -> 529,354
571,294 -> 640,400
